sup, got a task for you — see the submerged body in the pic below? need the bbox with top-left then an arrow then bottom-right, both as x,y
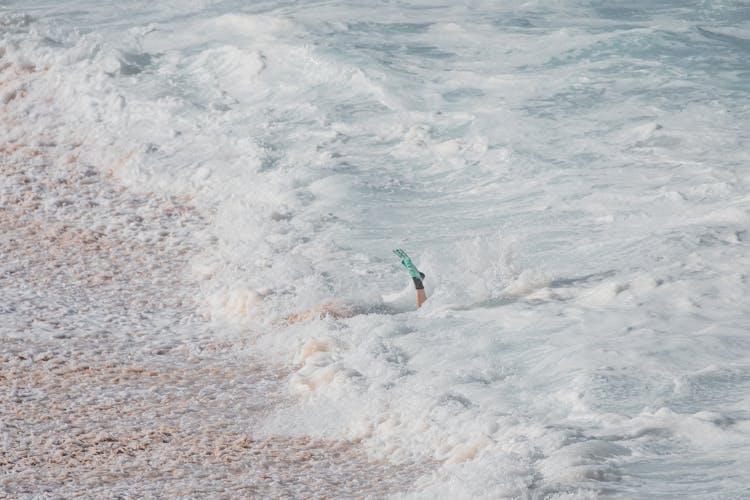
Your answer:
281,249 -> 427,323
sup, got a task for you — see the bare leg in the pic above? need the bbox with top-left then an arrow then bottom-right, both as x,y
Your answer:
277,300 -> 354,325
393,248 -> 428,310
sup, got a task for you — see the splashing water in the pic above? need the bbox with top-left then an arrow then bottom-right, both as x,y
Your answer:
2,0 -> 750,497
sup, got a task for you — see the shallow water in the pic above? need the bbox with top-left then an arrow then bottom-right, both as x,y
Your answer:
2,1 -> 750,497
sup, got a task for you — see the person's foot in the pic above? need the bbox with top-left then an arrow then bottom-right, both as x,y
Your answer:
393,249 -> 425,279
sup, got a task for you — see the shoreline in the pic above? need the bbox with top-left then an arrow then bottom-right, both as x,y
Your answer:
0,61 -> 429,498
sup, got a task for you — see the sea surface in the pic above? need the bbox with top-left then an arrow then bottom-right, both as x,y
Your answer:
2,0 -> 750,497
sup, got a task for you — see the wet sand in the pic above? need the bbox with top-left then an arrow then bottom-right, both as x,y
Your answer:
1,61 -> 430,498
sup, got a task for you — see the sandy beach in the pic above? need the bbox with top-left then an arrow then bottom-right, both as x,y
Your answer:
0,61 -> 428,498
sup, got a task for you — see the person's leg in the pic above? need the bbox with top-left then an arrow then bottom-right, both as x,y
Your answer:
393,249 -> 428,309
277,299 -> 354,324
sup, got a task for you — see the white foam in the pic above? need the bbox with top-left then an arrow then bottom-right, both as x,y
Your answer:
4,1 -> 750,496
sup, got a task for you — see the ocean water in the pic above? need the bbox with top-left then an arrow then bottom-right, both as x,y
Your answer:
2,0 -> 750,497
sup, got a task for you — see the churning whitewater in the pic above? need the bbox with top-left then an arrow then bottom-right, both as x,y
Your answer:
2,0 -> 750,498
